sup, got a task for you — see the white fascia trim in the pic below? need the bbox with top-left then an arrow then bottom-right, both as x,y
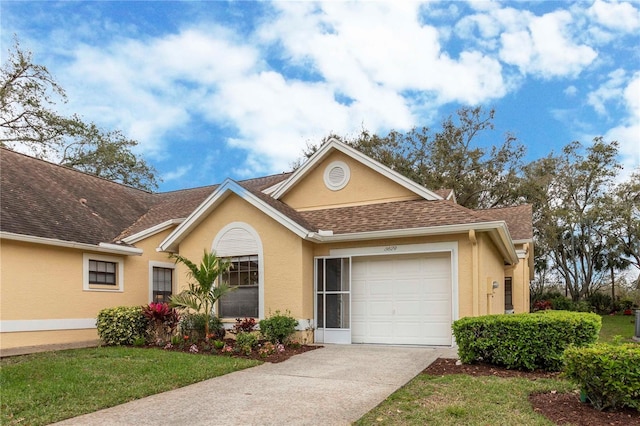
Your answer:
159,179 -> 310,252
271,138 -> 443,201
1,232 -> 142,256
261,180 -> 287,195
308,221 -> 518,264
122,219 -> 184,244
97,243 -> 143,255
1,318 -> 96,333
513,238 -> 534,245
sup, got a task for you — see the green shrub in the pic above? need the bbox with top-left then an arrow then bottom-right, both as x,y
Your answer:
236,332 -> 258,355
96,306 -> 148,346
179,313 -> 225,340
587,293 -> 612,314
564,343 -> 640,411
259,310 -> 298,344
452,311 -> 601,371
550,296 -> 573,311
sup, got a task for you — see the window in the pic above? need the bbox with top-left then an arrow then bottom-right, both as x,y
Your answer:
152,267 -> 173,303
83,254 -> 124,292
219,255 -> 259,318
89,260 -> 116,285
504,277 -> 513,311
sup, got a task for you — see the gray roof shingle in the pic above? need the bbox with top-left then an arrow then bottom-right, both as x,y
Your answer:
1,147 -> 532,246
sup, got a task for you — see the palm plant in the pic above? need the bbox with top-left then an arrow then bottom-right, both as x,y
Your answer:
169,250 -> 233,337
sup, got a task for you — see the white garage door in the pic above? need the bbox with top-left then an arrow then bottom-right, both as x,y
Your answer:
351,253 -> 452,346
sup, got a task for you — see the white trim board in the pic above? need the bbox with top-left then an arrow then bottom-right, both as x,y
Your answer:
1,232 -> 142,256
1,318 -> 96,333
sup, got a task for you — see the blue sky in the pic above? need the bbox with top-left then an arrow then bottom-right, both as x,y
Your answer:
2,1 -> 639,192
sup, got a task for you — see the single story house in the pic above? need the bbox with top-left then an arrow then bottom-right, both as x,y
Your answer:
0,139 -> 533,352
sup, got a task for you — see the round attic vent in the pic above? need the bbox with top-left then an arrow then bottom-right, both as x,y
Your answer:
323,161 -> 350,191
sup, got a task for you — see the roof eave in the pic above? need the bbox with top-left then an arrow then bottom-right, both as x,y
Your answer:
306,221 -> 519,263
122,219 -> 185,244
0,232 -> 143,256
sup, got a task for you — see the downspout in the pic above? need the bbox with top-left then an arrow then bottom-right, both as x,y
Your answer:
469,229 -> 479,316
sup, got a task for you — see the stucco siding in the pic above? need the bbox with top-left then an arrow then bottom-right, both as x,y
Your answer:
477,234 -> 506,315
0,230 -> 177,351
281,151 -> 420,211
175,194 -> 308,320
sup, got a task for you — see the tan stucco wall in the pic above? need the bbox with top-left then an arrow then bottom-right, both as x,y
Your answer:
0,230 -> 176,351
281,151 -> 420,211
477,234 -> 506,315
507,242 -> 532,313
174,194 -> 312,321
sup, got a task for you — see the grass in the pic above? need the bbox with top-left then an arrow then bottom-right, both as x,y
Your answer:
0,346 -> 261,426
357,314 -> 639,425
598,313 -> 637,343
355,374 -> 574,426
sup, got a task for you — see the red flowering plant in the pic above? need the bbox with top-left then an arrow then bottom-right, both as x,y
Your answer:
231,317 -> 257,334
142,302 -> 180,345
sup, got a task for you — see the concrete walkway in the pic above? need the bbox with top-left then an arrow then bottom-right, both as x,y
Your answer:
55,344 -> 457,426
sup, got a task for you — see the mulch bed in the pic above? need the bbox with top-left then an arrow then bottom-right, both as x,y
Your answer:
150,338 -> 321,363
423,358 -> 640,426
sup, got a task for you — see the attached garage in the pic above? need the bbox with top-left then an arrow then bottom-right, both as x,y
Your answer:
351,253 -> 452,345
315,242 -> 458,346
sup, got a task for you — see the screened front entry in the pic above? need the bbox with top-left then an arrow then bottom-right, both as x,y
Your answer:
315,257 -> 351,344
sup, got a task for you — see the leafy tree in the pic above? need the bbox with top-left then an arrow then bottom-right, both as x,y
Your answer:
0,39 -> 158,191
606,170 -> 640,288
169,251 -> 233,337
522,139 -> 621,300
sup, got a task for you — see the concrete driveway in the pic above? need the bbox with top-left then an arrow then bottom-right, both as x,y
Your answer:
55,344 -> 456,426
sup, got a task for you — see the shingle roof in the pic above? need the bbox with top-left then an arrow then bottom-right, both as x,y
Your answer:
1,147 -> 532,247
299,199 -> 495,234
474,204 -> 533,241
1,147 -> 155,245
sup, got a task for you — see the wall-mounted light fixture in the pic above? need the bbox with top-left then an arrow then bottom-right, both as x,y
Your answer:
492,281 -> 499,289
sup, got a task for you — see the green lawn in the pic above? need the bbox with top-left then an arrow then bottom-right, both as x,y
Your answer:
355,374 -> 573,426
598,313 -> 637,343
0,346 -> 260,426
356,314 -> 638,425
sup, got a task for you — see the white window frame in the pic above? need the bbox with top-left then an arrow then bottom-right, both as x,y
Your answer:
149,261 -> 176,303
212,222 -> 264,319
83,253 -> 124,292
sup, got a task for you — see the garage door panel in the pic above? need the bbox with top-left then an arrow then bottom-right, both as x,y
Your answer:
352,254 -> 452,346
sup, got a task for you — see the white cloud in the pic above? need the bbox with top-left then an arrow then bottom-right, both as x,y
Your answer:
499,10 -> 597,78
587,68 -> 627,115
604,72 -> 640,174
163,165 -> 192,182
588,0 -> 640,32
564,85 -> 578,96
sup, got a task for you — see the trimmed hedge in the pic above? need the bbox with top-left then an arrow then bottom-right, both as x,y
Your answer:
452,311 -> 601,371
564,343 -> 640,411
96,306 -> 148,346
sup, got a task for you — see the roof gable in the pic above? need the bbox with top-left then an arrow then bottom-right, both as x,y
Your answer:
158,179 -> 313,252
271,139 -> 443,203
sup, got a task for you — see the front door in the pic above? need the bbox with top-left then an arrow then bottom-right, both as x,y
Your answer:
315,257 -> 351,344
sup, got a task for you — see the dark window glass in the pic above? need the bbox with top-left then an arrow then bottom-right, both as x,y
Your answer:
219,255 -> 259,318
153,267 -> 173,303
505,277 -> 513,310
89,260 -> 116,285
